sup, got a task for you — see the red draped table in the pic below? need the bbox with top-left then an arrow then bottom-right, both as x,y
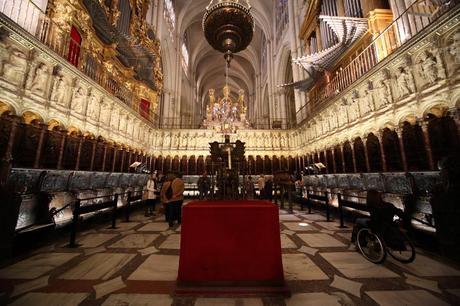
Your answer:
175,200 -> 290,296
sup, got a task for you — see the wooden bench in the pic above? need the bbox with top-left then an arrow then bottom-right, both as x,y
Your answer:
337,193 -> 369,228
69,194 -> 119,247
306,190 -> 331,221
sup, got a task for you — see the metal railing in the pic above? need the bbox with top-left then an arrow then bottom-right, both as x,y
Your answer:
0,0 -> 158,124
296,0 -> 456,124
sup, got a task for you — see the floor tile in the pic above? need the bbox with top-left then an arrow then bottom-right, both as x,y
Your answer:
128,255 -> 179,281
366,289 -> 449,306
297,234 -> 346,248
77,233 -> 119,248
404,273 -> 442,293
158,234 -> 181,249
281,234 -> 297,249
390,254 -> 460,277
283,222 -> 317,231
137,223 -> 170,232
104,222 -> 140,231
299,214 -> 328,221
11,275 -> 49,297
320,252 -> 399,279
8,293 -> 89,306
0,253 -> 80,279
279,215 -> 301,221
286,292 -> 341,306
59,253 -> 135,280
330,274 -> 362,297
283,254 -> 329,280
194,298 -> 263,306
102,294 -> 173,306
93,276 -> 126,299
108,234 -> 158,249
315,221 -> 343,231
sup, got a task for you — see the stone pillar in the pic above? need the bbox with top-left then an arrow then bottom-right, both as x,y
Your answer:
350,142 -> 357,173
75,136 -> 84,170
340,143 -> 346,173
420,121 -> 435,170
396,127 -> 408,172
0,116 -> 20,186
363,136 -> 371,172
127,151 -> 133,173
377,132 -> 388,172
120,149 -> 125,173
33,123 -> 48,169
101,143 -> 108,172
331,148 -> 337,174
448,107 -> 460,144
323,149 -> 329,174
56,130 -> 67,170
112,146 -> 118,172
89,139 -> 97,171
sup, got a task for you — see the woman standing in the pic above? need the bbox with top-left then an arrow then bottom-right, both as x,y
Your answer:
145,174 -> 157,216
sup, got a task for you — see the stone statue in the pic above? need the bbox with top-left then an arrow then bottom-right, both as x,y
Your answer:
71,84 -> 88,114
448,31 -> 460,65
51,72 -> 70,106
396,66 -> 415,98
373,78 -> 392,109
419,50 -> 439,84
119,113 -> 127,132
100,103 -> 111,125
1,47 -> 27,85
29,63 -> 50,96
110,108 -> 119,129
87,92 -> 100,120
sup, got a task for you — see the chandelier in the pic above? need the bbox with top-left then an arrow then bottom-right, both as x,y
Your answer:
202,0 -> 254,66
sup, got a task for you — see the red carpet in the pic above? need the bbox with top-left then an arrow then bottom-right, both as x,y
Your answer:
177,200 -> 288,296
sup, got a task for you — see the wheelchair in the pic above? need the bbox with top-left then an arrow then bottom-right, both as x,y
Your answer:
355,218 -> 416,264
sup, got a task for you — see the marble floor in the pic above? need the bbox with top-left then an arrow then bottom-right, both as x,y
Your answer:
0,204 -> 460,306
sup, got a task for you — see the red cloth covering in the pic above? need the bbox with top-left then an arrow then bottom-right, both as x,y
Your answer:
178,200 -> 284,284
68,26 -> 81,67
140,99 -> 150,119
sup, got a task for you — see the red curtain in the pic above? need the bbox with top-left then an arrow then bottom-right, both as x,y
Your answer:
140,99 -> 150,119
68,26 -> 82,67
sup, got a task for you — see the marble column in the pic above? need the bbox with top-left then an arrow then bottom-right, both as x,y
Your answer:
56,130 -> 67,170
377,132 -> 388,172
340,143 -> 346,173
331,148 -> 337,173
396,127 -> 408,172
89,139 -> 97,171
363,136 -> 371,173
420,120 -> 435,170
0,116 -> 20,186
112,146 -> 118,172
75,136 -> 84,170
101,143 -> 108,172
350,142 -> 357,173
33,123 -> 48,169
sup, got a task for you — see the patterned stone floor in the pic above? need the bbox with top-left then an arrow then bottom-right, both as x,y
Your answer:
1,203 -> 460,306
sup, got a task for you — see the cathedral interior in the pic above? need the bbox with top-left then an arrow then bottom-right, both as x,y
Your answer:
0,0 -> 459,305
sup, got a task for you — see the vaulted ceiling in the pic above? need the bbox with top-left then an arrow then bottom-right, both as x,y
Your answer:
173,0 -> 274,105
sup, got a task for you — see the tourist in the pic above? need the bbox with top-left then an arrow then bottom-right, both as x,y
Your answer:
197,171 -> 211,199
144,173 -> 157,216
245,176 -> 255,199
264,176 -> 273,201
257,175 -> 265,199
161,173 -> 185,227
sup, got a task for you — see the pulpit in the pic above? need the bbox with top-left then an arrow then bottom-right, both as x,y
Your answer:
175,200 -> 290,296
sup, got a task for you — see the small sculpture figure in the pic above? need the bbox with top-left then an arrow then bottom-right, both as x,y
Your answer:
29,63 -> 50,96
71,85 -> 87,114
51,72 -> 70,106
396,67 -> 415,98
419,51 -> 438,84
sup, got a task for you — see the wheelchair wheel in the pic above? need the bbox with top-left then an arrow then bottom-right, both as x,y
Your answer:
387,230 -> 416,263
356,228 -> 386,263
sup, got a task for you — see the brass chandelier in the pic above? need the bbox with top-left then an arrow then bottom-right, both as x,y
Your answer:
202,0 -> 254,66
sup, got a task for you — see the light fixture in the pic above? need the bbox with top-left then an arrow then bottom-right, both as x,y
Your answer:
203,0 -> 254,66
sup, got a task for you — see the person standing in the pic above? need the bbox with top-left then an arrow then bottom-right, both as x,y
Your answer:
145,173 -> 157,216
264,176 -> 273,201
160,173 -> 185,227
197,171 -> 211,200
257,175 -> 265,199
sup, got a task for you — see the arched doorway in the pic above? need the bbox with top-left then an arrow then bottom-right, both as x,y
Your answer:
366,133 -> 382,172
343,141 -> 354,172
382,128 -> 403,171
402,122 -> 428,170
353,137 -> 367,172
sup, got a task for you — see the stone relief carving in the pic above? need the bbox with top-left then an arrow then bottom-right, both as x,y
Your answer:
27,62 -> 51,97
395,66 -> 415,98
373,76 -> 392,109
50,70 -> 71,106
110,108 -> 119,129
1,47 -> 28,86
418,50 -> 445,85
447,30 -> 460,66
71,82 -> 88,114
100,102 -> 111,125
87,91 -> 101,120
